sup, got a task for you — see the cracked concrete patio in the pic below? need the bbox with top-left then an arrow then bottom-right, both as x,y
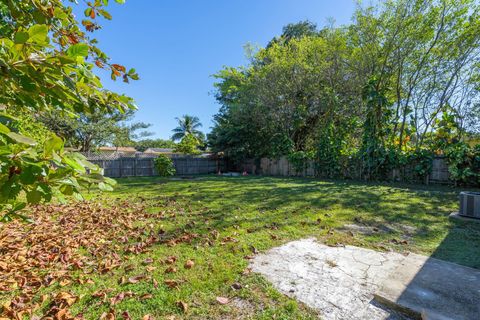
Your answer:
250,238 -> 480,320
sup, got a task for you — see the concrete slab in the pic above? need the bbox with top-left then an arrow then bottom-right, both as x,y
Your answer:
374,253 -> 480,320
449,211 -> 480,223
250,238 -> 480,320
250,238 -> 411,320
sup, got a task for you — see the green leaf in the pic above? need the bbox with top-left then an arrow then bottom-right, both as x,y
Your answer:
28,24 -> 48,44
0,123 -> 11,134
27,190 -> 42,204
7,132 -> 37,145
98,9 -> 112,20
84,8 -> 93,17
57,55 -> 76,65
63,156 -> 86,173
73,192 -> 84,201
19,165 -> 42,185
66,43 -> 89,58
115,0 -> 126,3
60,184 -> 74,195
14,31 -> 29,44
12,202 -> 26,212
44,134 -> 64,157
98,182 -> 114,191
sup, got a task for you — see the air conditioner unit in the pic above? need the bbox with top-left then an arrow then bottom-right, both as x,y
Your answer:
459,192 -> 480,219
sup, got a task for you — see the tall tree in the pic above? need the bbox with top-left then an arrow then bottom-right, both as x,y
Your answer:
39,108 -> 152,151
210,0 -> 480,181
171,115 -> 205,142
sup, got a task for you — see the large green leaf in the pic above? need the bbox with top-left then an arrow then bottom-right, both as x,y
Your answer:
44,134 -> 64,157
26,190 -> 42,204
14,31 -> 29,44
66,43 -> 89,58
7,132 -> 37,145
28,24 -> 48,44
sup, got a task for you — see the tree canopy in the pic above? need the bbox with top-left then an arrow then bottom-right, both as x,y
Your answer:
39,108 -> 152,151
209,0 -> 480,184
171,115 -> 205,142
0,0 -> 138,220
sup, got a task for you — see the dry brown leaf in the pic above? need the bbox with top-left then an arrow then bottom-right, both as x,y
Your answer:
164,280 -> 178,289
127,275 -> 145,284
176,301 -> 188,313
216,296 -> 229,305
184,260 -> 194,269
110,291 -> 134,305
165,256 -> 177,264
139,293 -> 153,300
55,292 -> 77,307
100,311 -> 115,320
164,267 -> 177,274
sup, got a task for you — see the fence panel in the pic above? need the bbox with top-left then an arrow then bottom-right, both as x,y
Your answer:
83,152 -> 224,178
242,156 -> 451,184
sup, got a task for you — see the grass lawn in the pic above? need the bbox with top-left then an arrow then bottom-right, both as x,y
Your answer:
2,176 -> 480,319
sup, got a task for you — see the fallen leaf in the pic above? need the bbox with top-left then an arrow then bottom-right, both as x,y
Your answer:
128,275 -> 145,284
164,280 -> 178,289
140,293 -> 153,300
110,291 -> 134,305
100,311 -> 116,320
176,301 -> 188,313
164,267 -> 177,274
216,296 -> 229,305
231,282 -> 242,290
184,260 -> 194,269
145,266 -> 156,272
55,291 -> 77,307
165,256 -> 177,264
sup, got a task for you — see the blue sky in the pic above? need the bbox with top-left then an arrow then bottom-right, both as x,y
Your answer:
89,1 -> 357,139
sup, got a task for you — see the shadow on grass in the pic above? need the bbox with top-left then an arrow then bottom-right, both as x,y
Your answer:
112,175 -> 480,318
113,175 -> 480,268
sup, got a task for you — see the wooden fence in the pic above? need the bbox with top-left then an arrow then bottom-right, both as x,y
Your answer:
239,156 -> 451,184
84,153 -> 225,178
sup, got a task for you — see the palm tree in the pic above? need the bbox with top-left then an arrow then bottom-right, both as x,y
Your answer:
171,115 -> 204,141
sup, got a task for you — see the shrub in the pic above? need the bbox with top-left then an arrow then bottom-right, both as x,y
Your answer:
154,155 -> 176,177
445,142 -> 480,186
288,151 -> 314,175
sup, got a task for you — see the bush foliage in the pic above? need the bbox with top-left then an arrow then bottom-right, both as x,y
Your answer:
154,155 -> 176,177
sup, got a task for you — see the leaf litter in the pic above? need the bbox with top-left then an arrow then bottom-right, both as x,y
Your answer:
0,199 -> 202,319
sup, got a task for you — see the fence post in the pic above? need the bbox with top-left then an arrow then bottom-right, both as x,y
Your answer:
134,154 -> 138,176
119,157 -> 122,178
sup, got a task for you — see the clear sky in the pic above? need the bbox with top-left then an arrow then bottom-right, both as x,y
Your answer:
89,1 -> 357,139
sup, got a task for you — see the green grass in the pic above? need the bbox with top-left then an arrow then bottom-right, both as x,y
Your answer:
11,176 -> 480,319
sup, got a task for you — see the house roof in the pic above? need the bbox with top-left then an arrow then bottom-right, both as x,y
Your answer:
144,148 -> 174,153
98,146 -> 137,153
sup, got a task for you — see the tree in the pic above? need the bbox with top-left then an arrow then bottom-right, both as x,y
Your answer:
171,115 -> 205,142
39,108 -> 152,151
0,0 -> 138,220
210,0 -> 480,182
174,134 -> 201,155
135,138 -> 176,152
